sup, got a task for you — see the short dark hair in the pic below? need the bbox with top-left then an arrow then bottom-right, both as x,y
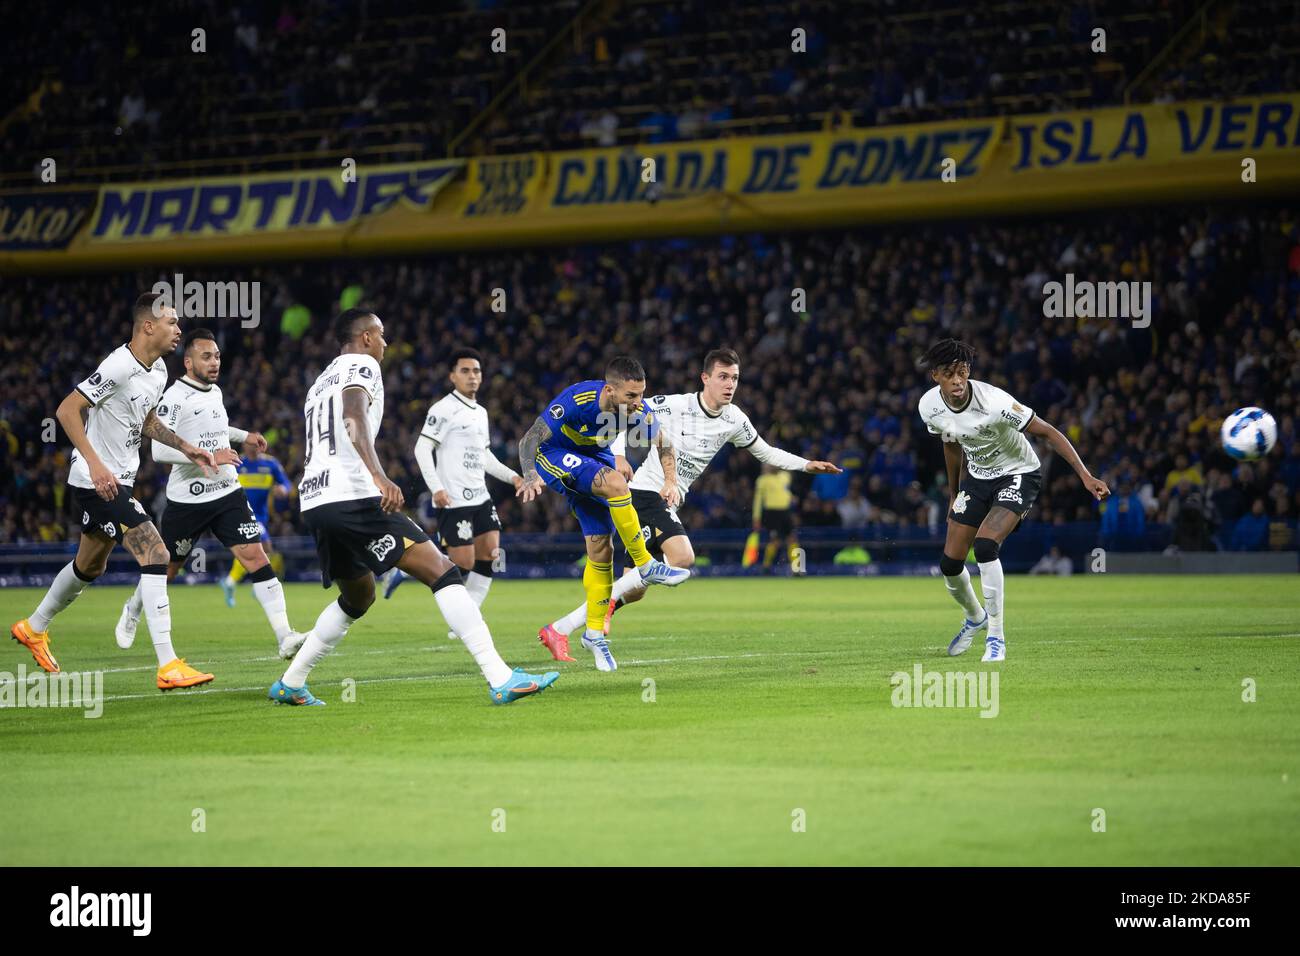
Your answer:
184,328 -> 217,352
333,307 -> 377,346
449,347 -> 483,370
920,338 -> 977,372
605,355 -> 646,384
133,292 -> 166,328
703,348 -> 741,374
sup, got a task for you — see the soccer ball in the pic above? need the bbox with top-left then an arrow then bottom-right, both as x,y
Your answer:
1221,407 -> 1277,460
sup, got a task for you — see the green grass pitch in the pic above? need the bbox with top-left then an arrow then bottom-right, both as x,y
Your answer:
1,574 -> 1297,866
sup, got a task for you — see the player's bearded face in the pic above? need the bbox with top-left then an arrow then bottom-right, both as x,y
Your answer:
604,380 -> 646,417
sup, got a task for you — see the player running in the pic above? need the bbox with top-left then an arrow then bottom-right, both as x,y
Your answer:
11,293 -> 219,690
220,445 -> 292,607
538,349 -> 840,660
114,328 -> 305,659
270,308 -> 558,706
918,338 -> 1109,662
516,356 -> 691,672
382,347 -> 520,610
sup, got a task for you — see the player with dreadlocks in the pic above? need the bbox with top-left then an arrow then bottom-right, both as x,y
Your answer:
918,338 -> 1109,661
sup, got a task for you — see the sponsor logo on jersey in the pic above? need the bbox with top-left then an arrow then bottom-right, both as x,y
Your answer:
189,481 -> 206,497
300,471 -> 331,498
999,410 -> 1023,426
237,521 -> 262,539
101,521 -> 117,537
463,488 -> 476,500
368,534 -> 397,560
996,487 -> 1024,505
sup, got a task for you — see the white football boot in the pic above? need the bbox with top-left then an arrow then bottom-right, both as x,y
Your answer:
581,629 -> 618,671
981,635 -> 1006,663
947,610 -> 989,656
114,601 -> 139,649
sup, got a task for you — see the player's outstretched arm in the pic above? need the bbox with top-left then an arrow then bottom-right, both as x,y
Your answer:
342,388 -> 403,512
1025,416 -> 1110,501
745,434 -> 840,474
56,390 -> 116,499
483,447 -> 524,492
516,415 -> 550,502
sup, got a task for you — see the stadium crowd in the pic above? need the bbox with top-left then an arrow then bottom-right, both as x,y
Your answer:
11,0 -> 1293,183
1,202 -> 1297,553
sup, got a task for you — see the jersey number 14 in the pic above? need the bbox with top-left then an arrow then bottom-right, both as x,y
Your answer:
304,396 -> 338,464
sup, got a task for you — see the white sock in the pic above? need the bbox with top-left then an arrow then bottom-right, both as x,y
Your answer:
464,571 -> 492,607
977,559 -> 1005,638
252,577 -> 292,639
125,580 -> 144,620
139,574 -> 176,664
435,584 -> 511,686
30,561 -> 93,632
943,566 -> 984,620
283,599 -> 355,687
553,568 -> 645,636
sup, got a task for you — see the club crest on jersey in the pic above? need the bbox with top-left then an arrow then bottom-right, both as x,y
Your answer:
130,498 -> 147,515
549,404 -> 565,420
368,534 -> 397,560
952,491 -> 971,514
456,520 -> 473,541
174,537 -> 193,557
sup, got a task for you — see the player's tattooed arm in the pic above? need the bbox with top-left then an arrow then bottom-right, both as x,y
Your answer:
652,429 -> 682,507
342,387 -> 404,513
142,409 -> 219,474
1025,417 -> 1110,500
516,416 -> 550,502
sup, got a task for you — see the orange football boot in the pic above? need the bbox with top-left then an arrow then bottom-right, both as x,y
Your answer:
157,658 -> 215,691
11,619 -> 60,673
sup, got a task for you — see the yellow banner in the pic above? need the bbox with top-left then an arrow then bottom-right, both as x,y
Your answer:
4,94 -> 1298,273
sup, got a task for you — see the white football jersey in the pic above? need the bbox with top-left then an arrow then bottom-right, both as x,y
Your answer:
918,380 -> 1041,480
420,392 -> 492,506
630,393 -> 759,502
154,378 -> 240,503
69,344 -> 168,489
299,352 -> 385,511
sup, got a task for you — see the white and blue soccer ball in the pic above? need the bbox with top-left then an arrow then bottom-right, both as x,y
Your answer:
1221,407 -> 1277,460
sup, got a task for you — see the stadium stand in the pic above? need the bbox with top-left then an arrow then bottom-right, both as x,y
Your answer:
2,203 -> 1296,555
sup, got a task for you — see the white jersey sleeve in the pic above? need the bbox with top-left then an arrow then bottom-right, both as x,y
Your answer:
74,348 -> 133,408
987,385 -> 1035,432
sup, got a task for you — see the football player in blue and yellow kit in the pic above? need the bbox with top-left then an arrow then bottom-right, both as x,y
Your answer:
221,448 -> 292,607
516,356 -> 689,670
